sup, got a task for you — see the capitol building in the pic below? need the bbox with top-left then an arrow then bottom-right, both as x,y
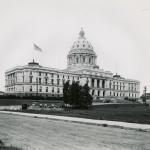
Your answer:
5,29 -> 140,101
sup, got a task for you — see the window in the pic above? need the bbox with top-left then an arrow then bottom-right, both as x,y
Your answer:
113,85 -> 115,89
68,76 -> 69,79
76,58 -> 79,63
57,75 -> 59,78
98,90 -> 100,96
83,58 -> 85,63
46,87 -> 48,92
29,76 -> 32,83
51,79 -> 54,85
102,80 -> 105,88
45,73 -> 47,76
30,86 -> 32,92
45,78 -> 48,85
89,58 -> 91,63
39,72 -> 41,76
39,78 -> 41,84
83,44 -> 85,47
57,88 -> 60,93
39,86 -> 42,92
57,79 -> 59,85
51,73 -> 53,78
103,91 -> 105,97
30,71 -> 32,75
52,87 -> 54,93
97,80 -> 100,88
91,79 -> 94,87
110,91 -> 111,96
92,90 -> 94,96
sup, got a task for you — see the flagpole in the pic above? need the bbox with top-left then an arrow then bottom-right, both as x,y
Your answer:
33,43 -> 43,64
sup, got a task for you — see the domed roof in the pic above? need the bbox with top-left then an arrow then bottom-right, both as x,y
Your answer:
67,28 -> 98,71
69,28 -> 96,55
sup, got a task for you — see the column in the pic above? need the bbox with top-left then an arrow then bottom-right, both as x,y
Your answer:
94,79 -> 97,87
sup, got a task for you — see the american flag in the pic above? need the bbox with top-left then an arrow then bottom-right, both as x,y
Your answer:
33,43 -> 43,52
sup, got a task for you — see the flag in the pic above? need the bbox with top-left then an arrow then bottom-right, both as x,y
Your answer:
33,43 -> 43,52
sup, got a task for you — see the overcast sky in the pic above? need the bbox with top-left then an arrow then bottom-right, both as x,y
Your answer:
0,0 -> 150,94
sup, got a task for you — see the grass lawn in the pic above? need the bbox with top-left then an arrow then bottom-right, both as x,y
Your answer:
16,104 -> 150,124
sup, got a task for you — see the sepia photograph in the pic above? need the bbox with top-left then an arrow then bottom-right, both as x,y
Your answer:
0,0 -> 150,149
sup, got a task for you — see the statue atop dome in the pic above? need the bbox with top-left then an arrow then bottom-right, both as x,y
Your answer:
79,28 -> 85,39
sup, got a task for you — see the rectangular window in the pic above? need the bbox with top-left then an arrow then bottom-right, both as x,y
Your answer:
98,90 -> 100,96
57,79 -> 59,85
52,87 -> 54,93
30,86 -> 32,92
51,79 -> 54,85
29,76 -> 32,83
46,87 -> 48,92
57,88 -> 60,93
39,86 -> 42,92
39,78 -> 41,84
45,78 -> 48,85
39,72 -> 41,76
97,80 -> 99,88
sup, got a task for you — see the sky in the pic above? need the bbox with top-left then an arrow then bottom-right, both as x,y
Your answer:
0,0 -> 150,94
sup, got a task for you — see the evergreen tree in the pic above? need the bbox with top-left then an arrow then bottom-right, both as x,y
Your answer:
63,81 -> 70,104
63,81 -> 93,108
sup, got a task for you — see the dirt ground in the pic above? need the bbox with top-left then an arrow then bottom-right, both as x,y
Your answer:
0,113 -> 150,150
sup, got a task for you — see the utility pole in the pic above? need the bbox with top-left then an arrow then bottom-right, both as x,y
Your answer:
143,86 -> 147,112
36,77 -> 38,96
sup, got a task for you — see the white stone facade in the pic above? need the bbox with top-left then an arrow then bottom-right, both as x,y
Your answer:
5,29 -> 140,100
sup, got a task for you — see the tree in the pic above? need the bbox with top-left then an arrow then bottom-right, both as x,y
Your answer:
63,81 -> 70,104
63,81 -> 93,108
79,83 -> 92,107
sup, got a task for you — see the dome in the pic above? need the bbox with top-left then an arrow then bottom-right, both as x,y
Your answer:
69,28 -> 96,55
67,28 -> 98,71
